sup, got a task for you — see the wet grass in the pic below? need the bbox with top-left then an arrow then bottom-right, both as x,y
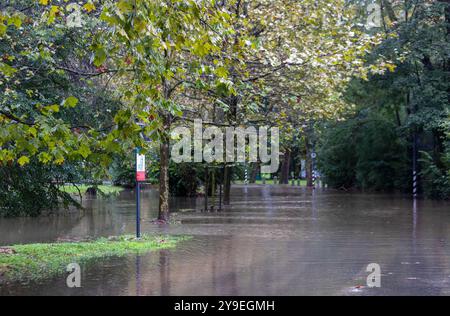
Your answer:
234,179 -> 308,186
60,185 -> 124,196
0,235 -> 190,284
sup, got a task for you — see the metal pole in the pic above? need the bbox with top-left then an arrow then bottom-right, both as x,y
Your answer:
410,90 -> 418,199
135,148 -> 141,239
244,165 -> 248,185
413,132 -> 418,199
311,155 -> 316,189
136,181 -> 141,238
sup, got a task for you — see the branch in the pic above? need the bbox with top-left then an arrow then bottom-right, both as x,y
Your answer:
0,110 -> 34,126
167,80 -> 185,98
243,64 -> 286,82
55,66 -> 116,77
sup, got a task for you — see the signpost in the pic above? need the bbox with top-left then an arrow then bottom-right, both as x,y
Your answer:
311,152 -> 317,189
135,149 -> 146,239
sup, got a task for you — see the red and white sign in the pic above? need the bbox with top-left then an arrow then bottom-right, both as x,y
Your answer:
136,153 -> 146,182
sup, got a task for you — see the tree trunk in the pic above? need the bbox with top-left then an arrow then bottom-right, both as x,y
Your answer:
211,170 -> 216,210
158,141 -> 170,221
280,149 -> 291,184
249,162 -> 259,184
204,166 -> 209,211
292,148 -> 299,180
223,164 -> 232,205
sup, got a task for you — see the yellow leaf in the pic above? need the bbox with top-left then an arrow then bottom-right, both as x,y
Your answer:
18,156 -> 30,166
43,104 -> 59,113
83,2 -> 96,13
55,157 -> 65,165
28,127 -> 37,137
39,0 -> 50,5
47,5 -> 59,25
38,152 -> 51,163
63,96 -> 78,108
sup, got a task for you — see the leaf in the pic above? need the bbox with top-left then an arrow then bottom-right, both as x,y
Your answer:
42,104 -> 59,114
63,96 -> 79,108
117,0 -> 133,13
8,15 -> 22,29
78,144 -> 91,159
18,156 -> 30,166
47,6 -> 59,25
215,66 -> 228,78
0,24 -> 7,36
83,2 -> 96,13
93,47 -> 107,67
38,152 -> 51,163
55,156 -> 65,165
39,0 -> 50,5
0,62 -> 17,77
28,127 -> 37,137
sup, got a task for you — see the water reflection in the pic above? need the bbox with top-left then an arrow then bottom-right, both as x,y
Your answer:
1,185 -> 450,295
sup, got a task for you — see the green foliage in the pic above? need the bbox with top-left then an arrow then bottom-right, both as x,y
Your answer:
354,117 -> 410,190
419,131 -> 450,199
419,151 -> 450,199
111,166 -> 136,188
319,0 -> 450,198
317,121 -> 358,189
109,154 -> 137,188
318,112 -> 410,191
0,160 -> 81,217
168,162 -> 200,197
60,184 -> 124,196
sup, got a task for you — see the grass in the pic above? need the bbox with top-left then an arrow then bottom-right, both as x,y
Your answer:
60,185 -> 124,196
234,179 -> 308,186
0,234 -> 190,284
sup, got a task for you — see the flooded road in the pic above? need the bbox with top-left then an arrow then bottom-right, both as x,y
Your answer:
1,185 -> 450,295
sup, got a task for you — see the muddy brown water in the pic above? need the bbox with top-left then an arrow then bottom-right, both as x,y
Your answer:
1,185 -> 450,295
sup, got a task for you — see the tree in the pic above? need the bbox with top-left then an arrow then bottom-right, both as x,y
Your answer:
1,1 -> 129,215
202,0 -> 389,193
318,0 -> 450,198
94,0 -> 236,220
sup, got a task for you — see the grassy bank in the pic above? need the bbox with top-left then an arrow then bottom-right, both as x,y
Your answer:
234,179 -> 308,186
60,185 -> 124,196
0,235 -> 190,284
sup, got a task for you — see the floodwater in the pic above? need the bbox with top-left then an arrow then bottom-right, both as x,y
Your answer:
1,185 -> 450,295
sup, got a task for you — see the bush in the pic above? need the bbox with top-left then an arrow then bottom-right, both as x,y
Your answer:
0,161 -> 80,217
318,113 -> 410,191
420,150 -> 450,200
168,162 -> 199,197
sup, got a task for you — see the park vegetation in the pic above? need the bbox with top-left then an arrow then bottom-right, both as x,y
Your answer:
0,0 -> 448,218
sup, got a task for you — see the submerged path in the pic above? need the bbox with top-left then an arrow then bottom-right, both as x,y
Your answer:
1,185 -> 450,295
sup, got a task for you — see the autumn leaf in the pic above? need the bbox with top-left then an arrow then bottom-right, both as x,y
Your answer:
63,96 -> 79,108
18,156 -> 30,166
42,104 -> 59,114
47,6 -> 59,25
83,2 -> 96,13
